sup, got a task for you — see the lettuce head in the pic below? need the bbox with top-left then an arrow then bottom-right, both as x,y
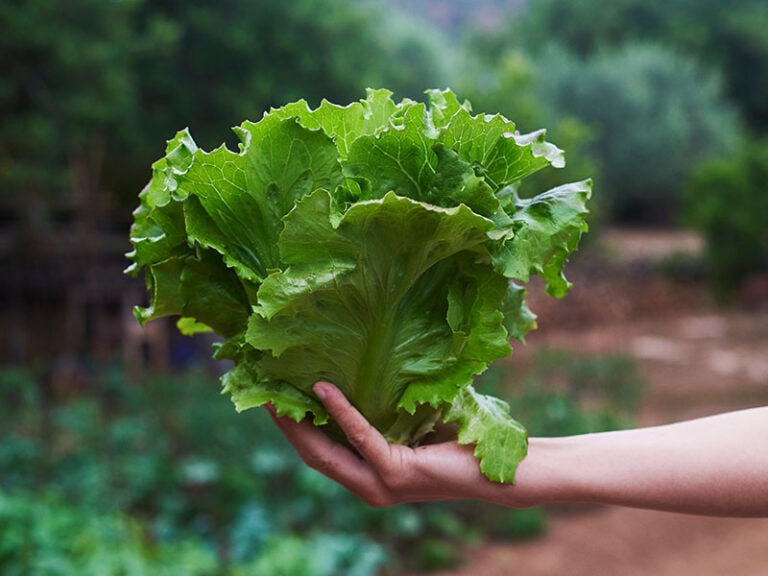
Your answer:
126,89 -> 591,483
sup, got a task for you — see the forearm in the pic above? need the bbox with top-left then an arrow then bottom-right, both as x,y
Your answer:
494,407 -> 768,516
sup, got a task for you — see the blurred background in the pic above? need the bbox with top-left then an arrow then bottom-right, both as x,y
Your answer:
1,0 -> 767,574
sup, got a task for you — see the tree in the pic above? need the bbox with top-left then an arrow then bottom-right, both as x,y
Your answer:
122,0 -> 454,202
534,44 -> 740,223
0,0 -> 453,233
0,0 -> 174,237
507,0 -> 768,133
458,40 -> 740,224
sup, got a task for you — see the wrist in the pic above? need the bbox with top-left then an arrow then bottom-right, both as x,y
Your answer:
480,436 -> 589,508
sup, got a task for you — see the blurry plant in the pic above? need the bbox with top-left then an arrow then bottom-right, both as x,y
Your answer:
508,0 -> 768,132
140,0 -> 453,151
232,533 -> 386,576
0,489 -> 389,576
0,0 -> 178,234
491,508 -> 547,540
0,369 -> 44,491
684,139 -> 768,301
0,367 -> 42,422
0,491 -> 219,576
534,43 -> 741,224
0,0 -> 454,222
458,48 -> 600,206
413,538 -> 461,572
490,349 -> 644,437
461,22 -> 743,226
459,49 -> 543,129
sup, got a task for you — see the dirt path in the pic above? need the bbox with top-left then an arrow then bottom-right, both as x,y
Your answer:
417,231 -> 768,576
537,310 -> 768,424
438,507 -> 768,576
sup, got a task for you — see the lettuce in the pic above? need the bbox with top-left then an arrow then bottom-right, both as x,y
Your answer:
127,89 -> 590,483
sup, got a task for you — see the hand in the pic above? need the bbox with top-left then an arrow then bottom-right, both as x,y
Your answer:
266,381 -> 519,507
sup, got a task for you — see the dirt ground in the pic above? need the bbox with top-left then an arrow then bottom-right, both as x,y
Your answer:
419,230 -> 768,576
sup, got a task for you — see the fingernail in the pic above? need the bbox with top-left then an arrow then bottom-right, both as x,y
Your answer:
313,382 -> 330,400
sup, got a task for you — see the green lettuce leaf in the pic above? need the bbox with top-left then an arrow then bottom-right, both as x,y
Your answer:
444,385 -> 528,483
127,88 -> 591,484
490,180 -> 592,297
246,189 -> 505,438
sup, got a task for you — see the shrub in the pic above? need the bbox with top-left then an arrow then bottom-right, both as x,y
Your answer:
0,491 -> 218,576
684,139 -> 768,301
536,43 -> 741,224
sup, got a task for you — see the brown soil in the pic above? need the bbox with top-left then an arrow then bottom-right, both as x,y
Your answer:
417,230 -> 768,576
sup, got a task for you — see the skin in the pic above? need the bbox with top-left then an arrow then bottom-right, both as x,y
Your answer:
268,382 -> 768,517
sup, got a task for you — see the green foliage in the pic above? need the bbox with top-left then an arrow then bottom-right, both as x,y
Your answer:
0,492 -> 218,576
485,349 -> 645,437
232,533 -> 386,576
493,508 -> 548,540
534,44 -> 740,223
684,139 -> 768,301
459,49 -> 543,129
138,0 -> 452,151
509,0 -> 768,132
413,538 -> 462,572
0,364 -> 542,574
458,37 -> 739,224
0,0 -> 176,232
0,366 -> 390,574
0,0 -> 453,224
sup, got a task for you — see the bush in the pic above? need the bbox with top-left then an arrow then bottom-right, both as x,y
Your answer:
458,40 -> 740,226
0,491 -> 218,576
684,139 -> 768,301
536,43 -> 741,224
0,367 -> 391,574
495,349 -> 645,437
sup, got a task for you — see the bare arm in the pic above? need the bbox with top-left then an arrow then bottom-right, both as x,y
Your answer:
269,382 -> 768,517
519,407 -> 768,516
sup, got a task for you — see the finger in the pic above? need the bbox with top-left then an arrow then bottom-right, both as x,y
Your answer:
313,382 -> 393,466
264,403 -> 385,497
266,404 -> 346,464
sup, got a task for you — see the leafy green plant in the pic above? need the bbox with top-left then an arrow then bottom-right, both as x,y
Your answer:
127,88 -> 591,483
533,43 -> 740,223
684,139 -> 768,301
0,491 -> 219,576
507,0 -> 768,131
503,349 -> 644,437
0,367 -> 393,573
232,533 -> 386,576
0,490 -> 388,576
457,48 -> 601,206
